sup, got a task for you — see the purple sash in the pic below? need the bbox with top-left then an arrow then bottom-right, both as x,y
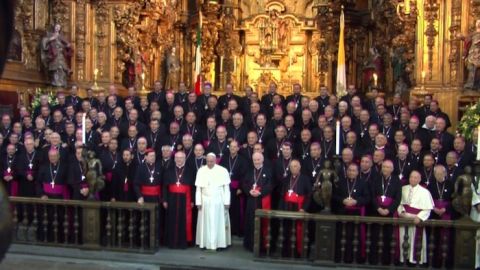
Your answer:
403,204 -> 421,215
376,196 -> 393,208
433,199 -> 451,220
43,183 -> 70,199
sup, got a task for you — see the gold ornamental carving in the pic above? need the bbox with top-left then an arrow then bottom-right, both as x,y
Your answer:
94,0 -> 109,81
449,0 -> 462,84
113,0 -> 178,90
424,0 -> 439,80
76,0 -> 87,81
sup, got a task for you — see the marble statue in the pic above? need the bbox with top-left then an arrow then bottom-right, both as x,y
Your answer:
41,24 -> 73,88
464,20 -> 480,91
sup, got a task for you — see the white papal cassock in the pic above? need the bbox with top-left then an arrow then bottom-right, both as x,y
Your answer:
195,164 -> 231,250
397,184 -> 434,264
471,181 -> 480,269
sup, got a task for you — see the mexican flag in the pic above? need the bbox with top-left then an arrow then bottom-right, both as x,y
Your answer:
336,8 -> 347,98
194,11 -> 203,96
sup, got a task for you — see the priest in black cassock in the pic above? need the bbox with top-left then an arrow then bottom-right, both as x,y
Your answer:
242,152 -> 272,251
333,163 -> 370,263
220,140 -> 248,237
99,138 -> 121,201
163,151 -> 195,249
369,160 -> 401,264
2,144 -> 18,196
37,149 -> 68,200
280,159 -> 311,257
135,148 -> 162,204
206,125 -> 230,163
68,146 -> 90,200
17,138 -> 40,197
112,149 -> 136,202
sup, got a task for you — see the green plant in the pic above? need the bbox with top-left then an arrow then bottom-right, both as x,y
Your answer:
458,99 -> 480,141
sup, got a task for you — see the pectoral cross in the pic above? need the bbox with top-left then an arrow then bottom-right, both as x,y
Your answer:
176,181 -> 180,186
288,189 -> 293,196
253,183 -> 257,190
51,181 -> 55,189
29,163 -> 33,169
124,177 -> 128,184
81,175 -> 85,181
381,195 -> 386,202
149,176 -> 154,182
7,167 -> 11,173
312,171 -> 316,177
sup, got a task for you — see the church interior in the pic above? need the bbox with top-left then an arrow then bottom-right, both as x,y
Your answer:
1,0 -> 480,269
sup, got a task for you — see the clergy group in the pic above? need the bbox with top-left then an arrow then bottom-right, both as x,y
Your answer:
1,81 -> 479,266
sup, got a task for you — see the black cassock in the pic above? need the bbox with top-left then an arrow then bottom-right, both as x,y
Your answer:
99,150 -> 121,201
112,161 -> 136,202
242,166 -> 272,251
206,139 -> 230,163
134,161 -> 163,203
37,162 -> 68,199
369,175 -> 402,264
16,149 -> 41,197
1,153 -> 18,196
279,174 -> 311,257
332,176 -> 370,263
68,158 -> 89,200
162,165 -> 195,249
220,154 -> 248,237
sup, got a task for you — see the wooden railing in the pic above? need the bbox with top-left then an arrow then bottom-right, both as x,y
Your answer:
9,197 -> 159,253
253,210 -> 479,269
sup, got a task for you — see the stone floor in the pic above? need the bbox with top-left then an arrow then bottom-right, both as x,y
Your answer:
0,240 -> 362,270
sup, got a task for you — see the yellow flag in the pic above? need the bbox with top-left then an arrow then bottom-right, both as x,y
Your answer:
336,8 -> 347,97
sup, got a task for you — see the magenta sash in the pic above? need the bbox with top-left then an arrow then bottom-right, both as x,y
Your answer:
43,183 -> 70,199
403,204 -> 421,215
433,200 -> 451,220
376,196 -> 394,208
9,180 -> 18,197
104,172 -> 113,182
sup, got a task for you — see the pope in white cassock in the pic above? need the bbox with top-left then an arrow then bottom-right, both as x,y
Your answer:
195,153 -> 232,250
471,171 -> 480,270
397,171 -> 434,264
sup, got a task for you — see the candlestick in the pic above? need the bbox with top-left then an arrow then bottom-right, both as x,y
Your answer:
404,0 -> 411,15
233,56 -> 237,72
220,56 -> 224,72
82,113 -> 86,145
373,73 -> 378,87
477,125 -> 480,161
335,120 -> 340,155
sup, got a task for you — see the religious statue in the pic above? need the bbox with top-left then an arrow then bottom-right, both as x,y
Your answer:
391,47 -> 410,94
452,166 -> 473,217
84,150 -> 105,201
40,23 -> 73,88
312,160 -> 339,213
362,46 -> 384,90
165,47 -> 181,91
463,20 -> 480,91
122,48 -> 136,88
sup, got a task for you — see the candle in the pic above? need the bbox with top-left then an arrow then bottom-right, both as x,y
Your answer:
477,125 -> 480,161
335,120 -> 340,155
404,0 -> 410,15
373,73 -> 378,87
94,68 -> 99,76
82,113 -> 86,145
220,56 -> 224,72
